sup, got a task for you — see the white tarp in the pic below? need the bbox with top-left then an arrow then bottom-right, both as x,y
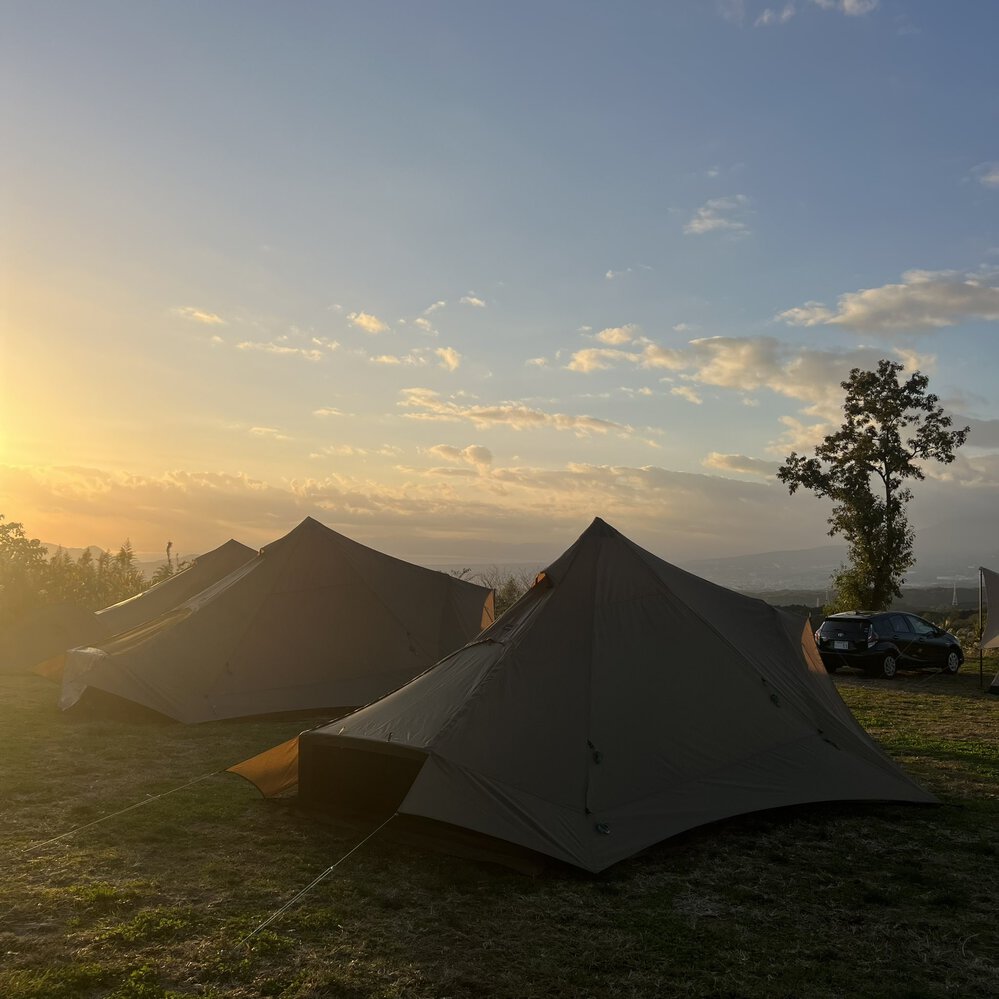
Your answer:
980,567 -> 999,649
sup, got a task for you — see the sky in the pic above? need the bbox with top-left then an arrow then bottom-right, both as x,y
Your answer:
3,0 -> 999,570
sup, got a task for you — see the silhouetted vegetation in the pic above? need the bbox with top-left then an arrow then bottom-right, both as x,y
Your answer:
0,514 -> 148,630
474,566 -> 538,616
149,540 -> 190,585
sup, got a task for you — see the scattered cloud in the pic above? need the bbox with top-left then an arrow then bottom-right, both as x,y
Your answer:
755,4 -> 796,27
811,0 -> 877,15
683,195 -> 752,237
778,269 -> 999,332
249,426 -> 291,441
9,449 -> 994,568
671,385 -> 703,405
460,295 -> 486,308
367,345 -> 461,370
347,311 -> 390,334
435,346 -> 462,372
567,334 -> 935,433
702,452 -> 781,478
525,357 -> 549,367
173,306 -> 225,325
672,323 -> 695,333
399,387 -> 635,438
775,413 -> 839,454
413,317 -> 438,336
605,268 -> 633,280
427,444 -> 493,471
720,0 -> 874,26
311,444 -> 402,458
972,163 -> 999,189
423,300 -> 447,314
566,347 -> 640,373
313,407 -> 344,417
236,339 -> 326,362
960,416 -> 999,450
594,324 -> 638,345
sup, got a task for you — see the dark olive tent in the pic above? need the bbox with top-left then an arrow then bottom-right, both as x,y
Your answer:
61,517 -> 494,723
96,539 -> 256,637
233,517 -> 935,872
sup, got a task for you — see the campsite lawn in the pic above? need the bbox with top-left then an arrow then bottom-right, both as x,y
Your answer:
1,670 -> 997,999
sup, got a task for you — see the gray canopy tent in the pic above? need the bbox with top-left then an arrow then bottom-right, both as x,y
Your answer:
61,517 -> 494,722
235,517 -> 935,872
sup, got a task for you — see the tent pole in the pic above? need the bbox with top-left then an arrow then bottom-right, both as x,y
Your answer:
979,567 -> 984,690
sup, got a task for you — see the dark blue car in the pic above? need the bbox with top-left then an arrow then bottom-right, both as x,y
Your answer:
815,611 -> 964,679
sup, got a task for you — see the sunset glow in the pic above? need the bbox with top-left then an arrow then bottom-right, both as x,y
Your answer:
4,2 -> 999,568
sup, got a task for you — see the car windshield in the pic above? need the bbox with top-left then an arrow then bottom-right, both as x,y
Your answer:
819,619 -> 870,639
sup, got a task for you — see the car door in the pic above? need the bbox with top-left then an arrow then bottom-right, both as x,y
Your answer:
886,614 -> 918,665
906,614 -> 947,666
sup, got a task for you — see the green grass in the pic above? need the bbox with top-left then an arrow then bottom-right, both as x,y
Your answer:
1,670 -> 997,998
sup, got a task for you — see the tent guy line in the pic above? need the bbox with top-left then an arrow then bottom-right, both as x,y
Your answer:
20,769 -> 223,855
18,703 -> 353,857
238,812 -> 399,947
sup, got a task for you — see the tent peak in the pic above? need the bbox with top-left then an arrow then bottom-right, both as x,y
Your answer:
582,516 -> 617,538
261,516 -> 336,554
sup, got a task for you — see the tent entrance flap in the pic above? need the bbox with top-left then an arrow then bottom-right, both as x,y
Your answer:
227,736 -> 302,797
298,734 -> 426,819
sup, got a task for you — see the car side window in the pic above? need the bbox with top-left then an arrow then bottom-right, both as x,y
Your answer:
889,614 -> 910,633
907,615 -> 936,636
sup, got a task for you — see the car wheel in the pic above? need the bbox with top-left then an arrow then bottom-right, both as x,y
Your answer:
944,649 -> 961,675
879,653 -> 898,679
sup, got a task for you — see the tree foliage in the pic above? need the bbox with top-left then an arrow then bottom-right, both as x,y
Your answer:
451,566 -> 538,618
149,540 -> 190,585
0,515 -> 150,631
777,360 -> 969,612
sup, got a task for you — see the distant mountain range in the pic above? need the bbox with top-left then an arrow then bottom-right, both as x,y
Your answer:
684,515 -> 999,591
45,513 -> 999,596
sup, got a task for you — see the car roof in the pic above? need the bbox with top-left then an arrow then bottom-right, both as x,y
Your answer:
822,611 -> 883,620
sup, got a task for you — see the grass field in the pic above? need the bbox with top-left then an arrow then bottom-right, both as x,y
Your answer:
1,669 -> 997,999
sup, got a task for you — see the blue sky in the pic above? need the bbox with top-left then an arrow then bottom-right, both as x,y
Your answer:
3,0 -> 998,568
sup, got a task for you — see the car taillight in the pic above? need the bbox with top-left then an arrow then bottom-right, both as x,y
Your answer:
814,630 -> 821,645
867,630 -> 879,648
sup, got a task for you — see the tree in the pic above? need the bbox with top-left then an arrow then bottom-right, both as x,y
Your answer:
1,514 -> 160,628
777,359 -> 969,612
0,516 -> 50,629
150,541 -> 175,585
474,566 -> 537,616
